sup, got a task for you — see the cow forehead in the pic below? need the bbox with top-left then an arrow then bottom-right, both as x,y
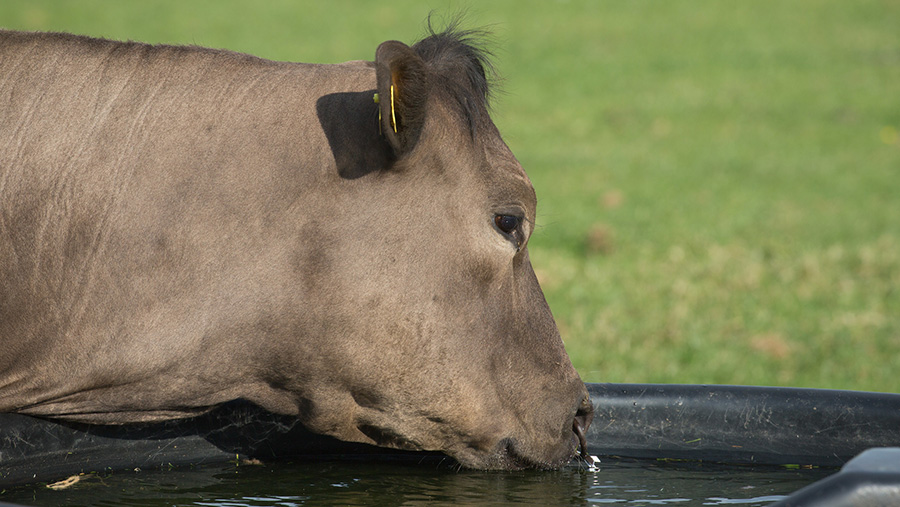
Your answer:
481,136 -> 535,200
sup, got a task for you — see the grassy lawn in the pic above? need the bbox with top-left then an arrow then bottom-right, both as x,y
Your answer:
3,1 -> 898,393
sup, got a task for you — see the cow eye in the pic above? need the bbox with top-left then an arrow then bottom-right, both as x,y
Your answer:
494,214 -> 521,235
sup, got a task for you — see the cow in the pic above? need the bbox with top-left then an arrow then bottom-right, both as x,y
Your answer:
0,26 -> 593,470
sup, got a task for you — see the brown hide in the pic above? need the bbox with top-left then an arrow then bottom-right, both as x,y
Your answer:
0,28 -> 592,470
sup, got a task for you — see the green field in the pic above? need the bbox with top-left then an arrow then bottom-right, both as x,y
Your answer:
3,1 -> 898,393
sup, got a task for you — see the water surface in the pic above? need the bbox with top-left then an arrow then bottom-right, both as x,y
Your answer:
2,457 -> 832,506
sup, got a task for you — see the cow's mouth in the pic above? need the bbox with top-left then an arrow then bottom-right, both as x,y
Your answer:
480,393 -> 594,470
492,434 -> 577,471
496,438 -> 539,470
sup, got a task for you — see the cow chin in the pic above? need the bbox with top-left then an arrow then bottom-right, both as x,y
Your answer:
358,427 -> 579,471
446,434 -> 580,471
335,407 -> 584,471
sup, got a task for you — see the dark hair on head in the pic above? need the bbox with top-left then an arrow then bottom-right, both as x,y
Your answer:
411,15 -> 498,136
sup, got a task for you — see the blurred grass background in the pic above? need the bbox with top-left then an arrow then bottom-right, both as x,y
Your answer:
2,1 -> 897,393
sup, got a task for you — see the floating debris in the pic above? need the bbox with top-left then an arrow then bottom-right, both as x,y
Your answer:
46,474 -> 83,490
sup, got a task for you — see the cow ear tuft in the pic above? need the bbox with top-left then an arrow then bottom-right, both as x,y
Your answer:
375,40 -> 428,157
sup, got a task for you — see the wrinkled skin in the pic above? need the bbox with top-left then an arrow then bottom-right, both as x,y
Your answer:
0,28 -> 592,470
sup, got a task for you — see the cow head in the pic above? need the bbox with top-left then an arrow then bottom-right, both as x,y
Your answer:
0,27 -> 589,472
301,28 -> 593,470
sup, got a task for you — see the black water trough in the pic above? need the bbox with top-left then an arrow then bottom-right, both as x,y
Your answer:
2,383 -> 899,505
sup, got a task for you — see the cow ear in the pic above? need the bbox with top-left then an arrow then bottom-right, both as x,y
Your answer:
375,40 -> 429,157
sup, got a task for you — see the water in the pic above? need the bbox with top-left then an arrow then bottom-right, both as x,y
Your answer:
2,457 -> 832,506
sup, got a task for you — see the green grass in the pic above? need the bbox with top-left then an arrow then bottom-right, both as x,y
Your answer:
3,0 -> 898,393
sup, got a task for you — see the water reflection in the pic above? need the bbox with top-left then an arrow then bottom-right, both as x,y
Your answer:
2,457 -> 831,506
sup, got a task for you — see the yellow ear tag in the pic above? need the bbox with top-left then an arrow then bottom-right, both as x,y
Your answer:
374,93 -> 382,134
390,84 -> 398,133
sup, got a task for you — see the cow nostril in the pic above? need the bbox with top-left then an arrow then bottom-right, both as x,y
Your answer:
572,394 -> 594,460
572,417 -> 588,460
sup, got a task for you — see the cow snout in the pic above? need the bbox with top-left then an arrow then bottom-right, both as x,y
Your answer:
572,393 -> 594,460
